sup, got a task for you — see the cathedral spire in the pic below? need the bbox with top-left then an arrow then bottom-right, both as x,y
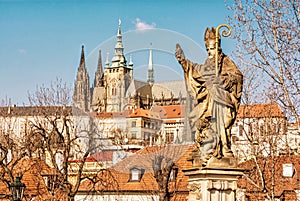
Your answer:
115,19 -> 124,56
117,19 -> 122,43
73,45 -> 90,112
111,19 -> 126,67
94,50 -> 104,87
147,45 -> 154,86
79,45 -> 85,69
97,50 -> 103,73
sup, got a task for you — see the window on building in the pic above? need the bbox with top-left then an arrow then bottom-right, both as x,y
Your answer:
131,169 -> 139,180
151,122 -> 155,129
169,167 -> 178,182
282,164 -> 294,177
131,121 -> 136,127
259,124 -> 265,135
112,87 -> 117,96
144,132 -> 150,140
238,125 -> 244,137
129,167 -> 144,182
131,132 -> 137,139
166,131 -> 174,143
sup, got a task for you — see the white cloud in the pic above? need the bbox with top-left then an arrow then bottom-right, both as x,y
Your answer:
134,18 -> 156,31
17,49 -> 27,55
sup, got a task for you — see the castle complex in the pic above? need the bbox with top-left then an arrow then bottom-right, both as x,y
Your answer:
73,21 -> 188,113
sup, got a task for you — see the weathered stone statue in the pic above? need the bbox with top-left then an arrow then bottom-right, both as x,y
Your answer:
176,26 -> 243,167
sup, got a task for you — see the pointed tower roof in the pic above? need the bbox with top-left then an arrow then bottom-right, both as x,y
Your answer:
94,50 -> 104,87
79,45 -> 86,69
73,45 -> 90,112
147,46 -> 154,86
111,19 -> 127,68
116,19 -> 123,50
96,50 -> 103,75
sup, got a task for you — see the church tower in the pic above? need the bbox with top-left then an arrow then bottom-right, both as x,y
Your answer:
104,19 -> 133,112
73,45 -> 91,112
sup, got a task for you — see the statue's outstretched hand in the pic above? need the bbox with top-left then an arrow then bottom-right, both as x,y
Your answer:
176,44 -> 185,63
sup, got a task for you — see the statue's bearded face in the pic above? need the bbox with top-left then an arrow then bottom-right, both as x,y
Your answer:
207,40 -> 216,59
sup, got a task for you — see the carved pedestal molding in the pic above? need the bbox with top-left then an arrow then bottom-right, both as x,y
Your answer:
184,167 -> 243,201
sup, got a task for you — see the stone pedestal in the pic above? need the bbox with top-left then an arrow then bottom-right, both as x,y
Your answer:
183,166 -> 243,201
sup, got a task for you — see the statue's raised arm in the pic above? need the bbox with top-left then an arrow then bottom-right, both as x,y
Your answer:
175,44 -> 185,62
175,25 -> 243,168
175,44 -> 188,71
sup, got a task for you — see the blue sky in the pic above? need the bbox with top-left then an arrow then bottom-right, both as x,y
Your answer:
0,0 -> 234,105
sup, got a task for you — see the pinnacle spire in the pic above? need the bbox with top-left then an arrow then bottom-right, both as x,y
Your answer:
105,52 -> 109,68
111,19 -> 126,67
117,19 -> 122,38
147,45 -> 154,86
97,50 -> 103,74
116,19 -> 123,51
129,54 -> 133,67
94,50 -> 104,87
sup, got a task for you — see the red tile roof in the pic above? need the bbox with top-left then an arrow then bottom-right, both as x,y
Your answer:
78,145 -> 194,199
0,158 -> 67,201
129,108 -> 161,119
94,109 -> 161,119
237,103 -> 286,118
152,105 -> 185,119
69,150 -> 114,163
238,155 -> 300,200
88,150 -> 114,162
151,103 -> 285,120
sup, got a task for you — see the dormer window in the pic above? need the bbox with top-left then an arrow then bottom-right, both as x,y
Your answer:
129,167 -> 144,182
282,164 -> 294,177
169,167 -> 178,182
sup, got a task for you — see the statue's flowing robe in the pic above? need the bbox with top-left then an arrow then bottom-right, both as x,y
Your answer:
180,54 -> 243,159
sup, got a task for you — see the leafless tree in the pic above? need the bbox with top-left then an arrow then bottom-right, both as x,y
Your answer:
229,0 -> 300,200
228,0 -> 300,126
227,1 -> 300,200
0,103 -> 28,199
147,144 -> 190,201
26,78 -> 93,200
231,64 -> 290,200
235,112 -> 288,200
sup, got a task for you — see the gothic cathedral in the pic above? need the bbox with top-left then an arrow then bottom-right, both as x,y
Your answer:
73,20 -> 187,113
